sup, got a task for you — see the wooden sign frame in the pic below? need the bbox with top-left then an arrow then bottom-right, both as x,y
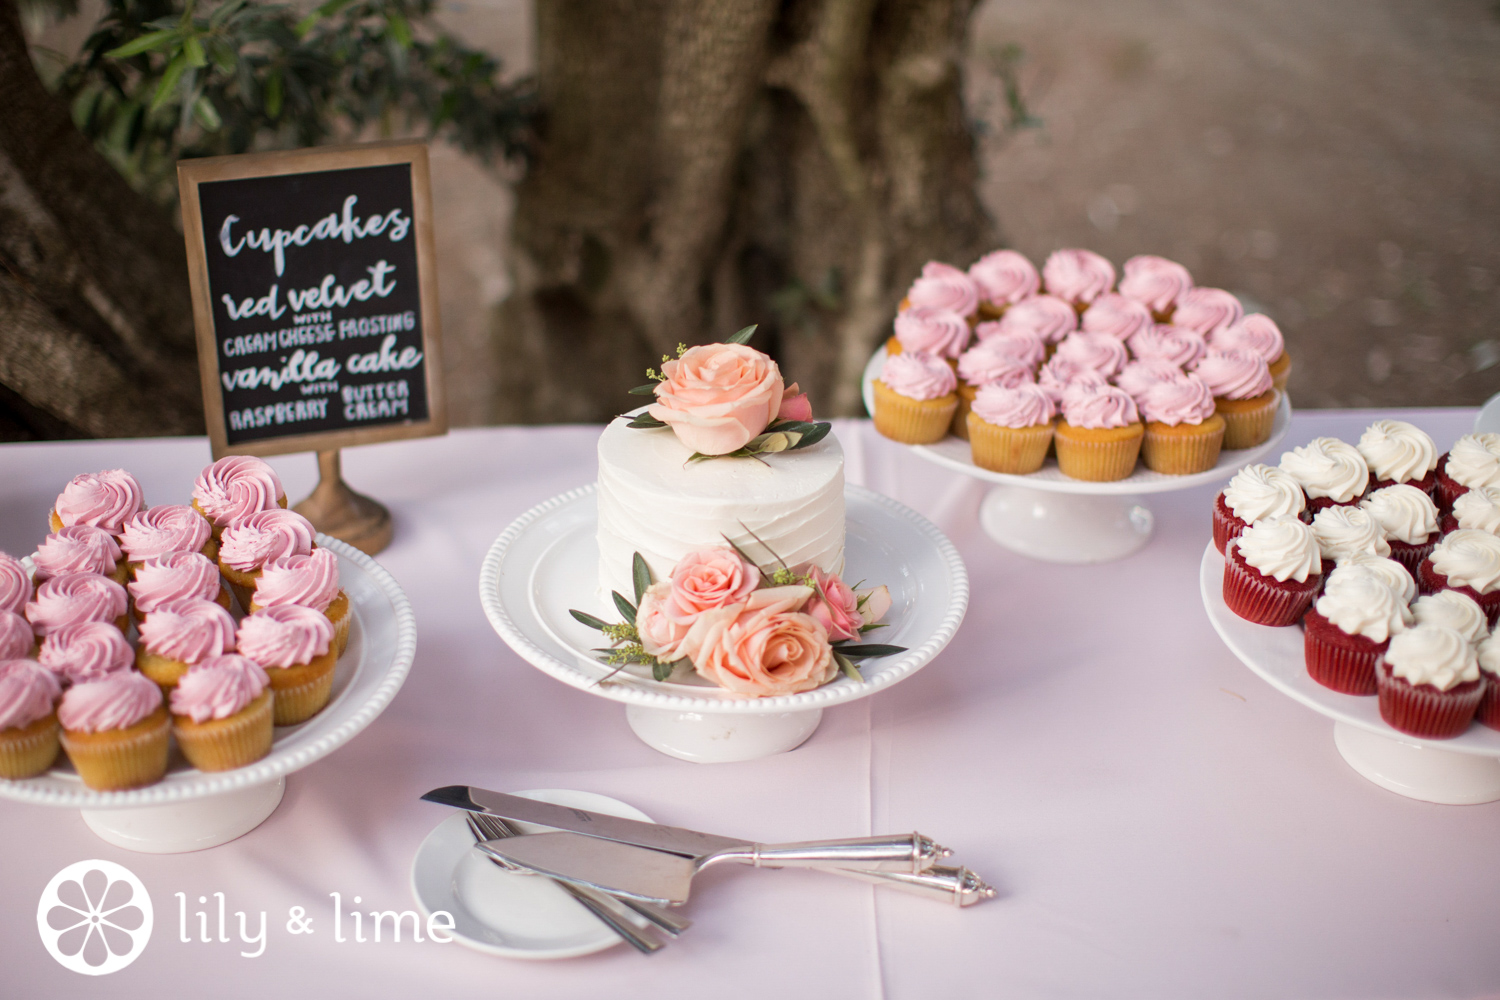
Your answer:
178,140 -> 447,459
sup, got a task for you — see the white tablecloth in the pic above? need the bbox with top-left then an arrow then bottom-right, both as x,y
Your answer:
2,410 -> 1498,999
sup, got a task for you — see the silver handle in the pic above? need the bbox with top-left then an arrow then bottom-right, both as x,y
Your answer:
723,833 -> 951,873
821,865 -> 996,906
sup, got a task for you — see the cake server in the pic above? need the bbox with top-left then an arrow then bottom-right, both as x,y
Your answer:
423,785 -> 949,873
476,831 -> 996,907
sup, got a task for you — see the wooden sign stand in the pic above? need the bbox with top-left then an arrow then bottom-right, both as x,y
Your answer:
294,451 -> 393,555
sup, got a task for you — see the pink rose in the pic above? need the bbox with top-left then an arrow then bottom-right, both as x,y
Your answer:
648,344 -> 785,455
804,567 -> 862,642
664,546 -> 760,624
778,382 -> 813,423
676,586 -> 835,697
858,585 -> 892,626
635,582 -> 691,660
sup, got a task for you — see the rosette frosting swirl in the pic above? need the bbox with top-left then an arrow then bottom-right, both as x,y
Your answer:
24,573 -> 127,636
138,598 -> 237,663
1223,464 -> 1306,522
1059,384 -> 1139,429
1360,485 -> 1438,545
193,455 -> 286,527
0,660 -> 61,731
170,654 -> 269,723
1114,359 -> 1186,403
253,549 -> 340,612
1453,487 -> 1500,535
956,343 -> 1035,389
1054,332 -> 1128,377
1234,514 -> 1320,582
1191,350 -> 1272,400
967,249 -> 1039,307
1208,314 -> 1284,363
1041,249 -> 1116,307
1311,505 -> 1391,562
53,469 -> 143,534
1413,591 -> 1489,647
1139,374 -> 1215,426
970,383 -> 1055,429
32,526 -> 121,582
130,552 -> 223,615
1038,357 -> 1108,402
1279,438 -> 1369,502
1117,255 -> 1193,315
39,622 -> 133,685
1170,288 -> 1244,335
995,295 -> 1078,344
1126,324 -> 1207,367
120,504 -> 211,563
237,605 -> 334,668
1445,434 -> 1500,490
57,671 -> 162,733
1081,293 -> 1153,341
905,261 -> 980,317
1479,633 -> 1500,676
1335,553 -> 1417,605
0,611 -> 33,660
1316,571 -> 1411,642
893,307 -> 972,358
1384,625 -> 1479,692
970,325 -> 1047,368
219,508 -> 316,573
1357,420 -> 1437,484
879,352 -> 957,401
0,553 -> 32,615
1429,529 -> 1500,594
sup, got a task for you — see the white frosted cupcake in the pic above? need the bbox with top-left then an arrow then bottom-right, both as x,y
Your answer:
1280,438 -> 1369,514
1212,464 -> 1306,555
1447,486 -> 1500,536
1413,590 -> 1489,648
1361,484 -> 1440,579
1357,420 -> 1437,496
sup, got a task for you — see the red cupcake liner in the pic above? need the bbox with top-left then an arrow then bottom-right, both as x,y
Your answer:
1376,662 -> 1483,739
1435,454 -> 1467,514
1212,492 -> 1246,555
1387,534 -> 1438,580
1478,676 -> 1500,730
1418,559 -> 1500,624
1223,543 -> 1321,627
1303,610 -> 1383,695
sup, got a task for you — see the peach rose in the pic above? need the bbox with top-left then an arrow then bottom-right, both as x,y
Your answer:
804,566 -> 862,642
676,586 -> 836,697
664,546 -> 760,625
858,585 -> 892,626
778,382 -> 813,423
649,344 -> 785,455
635,581 -> 691,660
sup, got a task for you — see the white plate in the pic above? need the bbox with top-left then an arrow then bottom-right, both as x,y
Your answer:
410,789 -> 654,960
478,484 -> 968,714
0,534 -> 418,808
1198,543 -> 1500,757
861,347 -> 1294,495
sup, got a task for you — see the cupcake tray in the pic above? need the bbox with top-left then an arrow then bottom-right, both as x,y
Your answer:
1199,543 -> 1500,805
861,347 -> 1294,563
0,535 -> 416,852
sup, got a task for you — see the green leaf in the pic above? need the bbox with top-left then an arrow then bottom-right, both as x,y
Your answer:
193,95 -> 221,130
611,591 -> 637,625
626,412 -> 666,429
791,422 -> 832,450
182,35 -> 206,68
627,384 -> 659,395
631,553 -> 653,606
264,69 -> 283,119
725,324 -> 757,346
105,29 -> 177,60
833,650 -> 862,682
569,609 -> 610,631
385,11 -> 413,48
831,643 -> 907,658
652,659 -> 673,682
296,0 -> 353,36
150,53 -> 189,112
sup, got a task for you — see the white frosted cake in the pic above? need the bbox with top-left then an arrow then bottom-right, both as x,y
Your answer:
596,414 -> 845,598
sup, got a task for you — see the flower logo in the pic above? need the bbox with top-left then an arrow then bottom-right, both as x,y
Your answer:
37,860 -> 153,975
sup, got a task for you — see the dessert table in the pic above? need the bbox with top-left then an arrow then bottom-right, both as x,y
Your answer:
2,409 -> 1498,999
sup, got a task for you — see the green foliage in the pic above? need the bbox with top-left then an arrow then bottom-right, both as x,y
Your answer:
40,0 -> 533,205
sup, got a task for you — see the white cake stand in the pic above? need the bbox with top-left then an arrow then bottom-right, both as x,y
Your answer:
1199,544 -> 1500,805
861,349 -> 1293,563
0,536 -> 417,852
478,484 -> 968,763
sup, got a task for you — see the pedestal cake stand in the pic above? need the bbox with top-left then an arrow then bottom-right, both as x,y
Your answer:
0,536 -> 417,852
478,484 -> 968,763
1199,543 -> 1500,805
861,349 -> 1292,564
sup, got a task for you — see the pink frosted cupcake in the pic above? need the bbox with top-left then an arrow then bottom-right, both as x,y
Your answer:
0,660 -> 63,778
1137,375 -> 1224,475
121,503 -> 217,570
1210,314 -> 1289,392
1042,249 -> 1116,311
1223,514 -> 1322,626
25,573 -> 128,636
32,526 -> 127,588
888,307 -> 971,360
968,249 -> 1039,319
170,654 -> 273,771
994,294 -> 1079,346
954,342 -> 1036,441
1054,384 -> 1144,481
135,598 -> 238,692
1280,438 -> 1369,514
1037,357 -> 1109,404
1361,485 -> 1440,578
1114,358 -> 1186,406
1377,625 -> 1483,739
1127,324 -> 1207,368
1419,530 -> 1500,624
0,553 -> 32,616
251,549 -> 351,656
1212,463 -> 1307,554
872,352 -> 959,445
49,469 -> 144,536
1304,570 -> 1411,695
129,551 -> 232,621
0,611 -> 35,660
39,622 -> 133,687
967,384 -> 1056,474
1191,350 -> 1277,449
902,262 -> 980,322
970,324 -> 1047,369
192,455 -> 287,541
58,671 -> 168,790
1053,332 -> 1129,379
218,508 -> 316,608
1357,420 -> 1437,497
237,605 -> 337,725
1171,287 -> 1244,337
1081,293 -> 1154,341
1117,255 -> 1193,321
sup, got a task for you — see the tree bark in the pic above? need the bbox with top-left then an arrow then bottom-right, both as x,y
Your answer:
0,0 -> 203,439
496,0 -> 995,422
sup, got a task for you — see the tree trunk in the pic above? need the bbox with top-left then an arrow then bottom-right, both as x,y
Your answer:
495,0 -> 996,423
0,0 -> 203,439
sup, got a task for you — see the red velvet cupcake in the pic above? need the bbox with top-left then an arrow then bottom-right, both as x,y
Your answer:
1436,435 -> 1500,514
1224,515 -> 1322,626
1357,419 -> 1438,499
1279,437 -> 1368,516
1303,571 -> 1411,695
1310,504 -> 1389,580
1212,464 -> 1306,555
1477,634 -> 1500,729
1419,529 -> 1500,623
1444,486 -> 1500,538
1360,484 -> 1440,579
1377,625 -> 1483,739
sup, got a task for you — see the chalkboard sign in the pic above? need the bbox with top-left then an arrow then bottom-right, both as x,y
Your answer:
179,141 -> 446,458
